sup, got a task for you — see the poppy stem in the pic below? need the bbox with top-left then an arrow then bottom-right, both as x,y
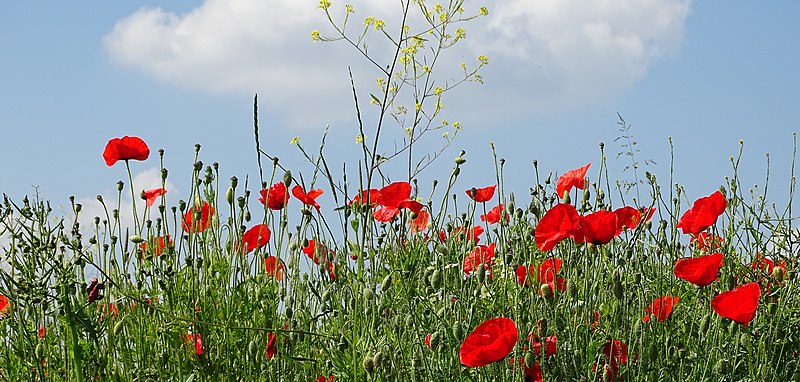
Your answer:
125,160 -> 141,232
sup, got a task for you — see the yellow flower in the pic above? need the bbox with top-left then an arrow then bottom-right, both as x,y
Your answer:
345,4 -> 354,13
318,0 -> 332,10
479,7 -> 489,16
364,16 -> 375,26
290,136 -> 300,145
455,28 -> 466,40
374,19 -> 385,30
355,134 -> 366,143
311,30 -> 321,42
477,55 -> 489,65
433,86 -> 445,96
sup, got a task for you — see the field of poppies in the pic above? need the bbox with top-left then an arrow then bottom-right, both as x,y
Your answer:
1,133 -> 799,381
2,2 -> 800,381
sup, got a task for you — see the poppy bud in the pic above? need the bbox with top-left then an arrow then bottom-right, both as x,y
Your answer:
283,170 -> 293,187
113,317 -> 126,336
380,274 -> 392,292
129,235 -> 144,244
537,318 -> 548,338
179,200 -> 186,212
477,264 -> 486,283
455,156 -> 466,165
540,283 -> 554,300
363,354 -> 375,374
226,187 -> 235,205
453,167 -> 461,176
523,351 -> 536,369
714,359 -> 728,374
726,275 -> 736,291
429,331 -> 442,350
338,336 -> 349,351
412,356 -> 422,369
116,181 -> 124,192
613,274 -> 624,300
285,306 -> 293,319
739,333 -> 751,351
364,288 -> 376,302
452,322 -> 464,339
699,314 -> 710,335
773,266 -> 786,282
562,192 -> 571,204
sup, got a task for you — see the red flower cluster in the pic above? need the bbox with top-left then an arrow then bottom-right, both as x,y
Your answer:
459,317 -> 518,367
642,296 -> 679,323
182,201 -> 214,233
103,136 -> 150,166
242,224 -> 271,253
597,340 -> 628,381
535,204 -> 653,251
259,182 -> 290,210
677,191 -> 726,235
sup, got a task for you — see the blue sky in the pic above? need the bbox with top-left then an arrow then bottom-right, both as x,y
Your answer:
1,1 -> 799,223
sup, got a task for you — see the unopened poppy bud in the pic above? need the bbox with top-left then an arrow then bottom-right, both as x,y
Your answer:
113,317 -> 126,336
540,283 -> 554,300
412,356 -> 422,369
244,211 -> 251,222
613,274 -> 624,300
337,336 -> 349,351
283,170 -> 292,186
178,200 -> 186,212
726,275 -> 736,291
363,355 -> 375,374
130,235 -> 144,244
193,161 -> 203,172
117,181 -> 124,192
562,192 -> 570,204
523,351 -> 535,369
429,331 -> 442,350
714,359 -> 728,374
455,156 -> 466,165
194,143 -> 201,153
453,167 -> 461,176
773,266 -> 786,282
477,264 -> 487,283
430,270 -> 443,289
364,288 -> 376,301
113,209 -> 119,219
273,157 -> 280,166
226,187 -> 235,205
380,274 -> 392,292
452,322 -> 463,339
538,318 -> 548,338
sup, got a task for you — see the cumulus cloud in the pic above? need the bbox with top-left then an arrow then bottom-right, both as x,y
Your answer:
104,0 -> 691,125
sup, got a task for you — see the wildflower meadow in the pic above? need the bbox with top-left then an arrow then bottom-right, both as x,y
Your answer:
1,2 -> 799,381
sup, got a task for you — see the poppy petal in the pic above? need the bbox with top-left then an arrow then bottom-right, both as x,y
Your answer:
459,317 -> 518,367
711,282 -> 760,327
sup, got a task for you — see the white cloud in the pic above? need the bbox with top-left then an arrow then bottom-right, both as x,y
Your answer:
104,0 -> 691,125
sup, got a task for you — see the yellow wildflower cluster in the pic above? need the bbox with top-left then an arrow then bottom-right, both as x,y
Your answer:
345,4 -> 354,13
480,7 -> 489,16
311,30 -> 321,42
355,134 -> 366,143
318,0 -> 332,10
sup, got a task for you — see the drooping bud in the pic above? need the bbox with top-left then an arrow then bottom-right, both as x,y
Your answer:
540,283 -> 554,300
283,170 -> 293,187
129,235 -> 144,244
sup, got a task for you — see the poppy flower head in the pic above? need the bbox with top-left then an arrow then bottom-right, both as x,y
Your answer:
576,210 -> 619,245
425,333 -> 433,349
481,204 -> 508,225
140,235 -> 173,258
516,265 -> 537,286
459,317 -> 518,367
292,185 -> 323,211
264,256 -> 286,281
266,331 -> 277,359
466,185 -> 496,203
103,136 -> 150,166
711,282 -> 760,327
535,203 -> 580,251
555,163 -> 590,198
259,182 -> 290,210
673,252 -> 724,287
182,332 -> 203,356
537,258 -> 566,292
142,188 -> 166,207
691,232 -> 724,252
642,296 -> 679,323
376,182 -> 412,208
410,209 -> 430,233
350,189 -> 380,207
242,224 -> 271,253
182,201 -> 215,233
463,243 -> 496,276
315,375 -> 334,382
677,190 -> 726,235
302,239 -> 332,265
0,294 -> 9,316
87,278 -> 104,303
529,333 -> 557,358
599,340 -> 628,381
614,206 -> 655,232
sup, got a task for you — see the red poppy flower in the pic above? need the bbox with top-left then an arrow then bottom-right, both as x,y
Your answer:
425,333 -> 433,349
459,317 -> 518,367
673,252 -> 724,287
350,189 -> 380,206
677,191 -> 726,235
188,333 -> 203,356
410,209 -> 430,233
614,206 -> 655,232
266,332 -> 277,359
442,225 -> 485,244
530,333 -> 557,358
537,258 -> 567,293
555,163 -> 590,198
182,201 -> 214,233
642,296 -> 679,323
302,239 -> 332,265
87,278 -> 103,303
140,235 -> 172,257
598,340 -> 628,381
292,185 -> 323,211
711,282 -> 760,327
259,182 -> 290,210
264,256 -> 286,281
39,325 -> 45,339
522,361 -> 542,382
516,265 -> 537,286
242,224 -> 271,253
576,210 -> 619,245
103,136 -> 150,166
481,204 -> 508,225
463,243 -> 496,276
466,185 -> 496,203
750,253 -> 787,275
0,294 -> 8,316
535,204 -> 580,251
372,182 -> 423,222
691,232 -> 724,252
142,188 -> 166,207
315,375 -> 334,382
